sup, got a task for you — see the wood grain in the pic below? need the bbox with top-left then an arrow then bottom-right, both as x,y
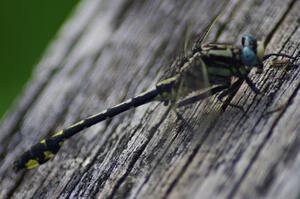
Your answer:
0,0 -> 299,198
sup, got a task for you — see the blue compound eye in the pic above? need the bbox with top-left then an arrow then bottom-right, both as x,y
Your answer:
241,47 -> 258,66
242,34 -> 257,49
241,34 -> 259,66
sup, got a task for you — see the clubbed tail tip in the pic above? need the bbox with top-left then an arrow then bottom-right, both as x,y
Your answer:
12,150 -> 40,172
12,137 -> 64,172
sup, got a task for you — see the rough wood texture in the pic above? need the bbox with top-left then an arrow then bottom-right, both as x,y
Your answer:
0,0 -> 300,198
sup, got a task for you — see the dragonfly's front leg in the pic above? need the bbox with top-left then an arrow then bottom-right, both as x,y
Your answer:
218,78 -> 245,112
243,75 -> 260,94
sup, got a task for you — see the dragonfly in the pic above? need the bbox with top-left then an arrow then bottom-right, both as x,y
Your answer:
13,17 -> 297,172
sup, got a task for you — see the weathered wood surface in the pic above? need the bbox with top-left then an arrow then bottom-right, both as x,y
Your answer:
0,0 -> 300,198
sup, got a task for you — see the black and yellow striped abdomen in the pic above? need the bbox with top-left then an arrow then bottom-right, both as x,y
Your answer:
14,131 -> 64,170
13,86 -> 165,171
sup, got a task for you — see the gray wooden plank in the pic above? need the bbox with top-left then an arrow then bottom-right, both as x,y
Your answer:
0,0 -> 299,198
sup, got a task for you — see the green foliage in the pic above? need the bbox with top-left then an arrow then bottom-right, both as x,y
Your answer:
0,0 -> 80,120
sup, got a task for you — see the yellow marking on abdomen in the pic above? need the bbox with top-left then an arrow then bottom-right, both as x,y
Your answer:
25,159 -> 40,169
44,151 -> 55,159
87,110 -> 107,120
53,130 -> 63,137
68,120 -> 85,128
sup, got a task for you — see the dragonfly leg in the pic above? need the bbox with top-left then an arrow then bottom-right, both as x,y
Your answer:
236,67 -> 260,94
263,104 -> 286,116
218,79 -> 245,112
168,99 -> 183,121
244,75 -> 261,94
176,85 -> 228,108
269,59 -> 298,73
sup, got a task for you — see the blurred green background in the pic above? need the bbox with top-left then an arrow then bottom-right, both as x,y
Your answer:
0,0 -> 80,120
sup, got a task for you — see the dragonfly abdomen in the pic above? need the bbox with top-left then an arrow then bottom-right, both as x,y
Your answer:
13,87 -> 163,171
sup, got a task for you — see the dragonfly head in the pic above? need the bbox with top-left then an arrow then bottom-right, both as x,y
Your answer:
241,34 -> 265,68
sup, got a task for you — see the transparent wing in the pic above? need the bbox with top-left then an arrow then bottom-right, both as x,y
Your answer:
159,5 -> 229,82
